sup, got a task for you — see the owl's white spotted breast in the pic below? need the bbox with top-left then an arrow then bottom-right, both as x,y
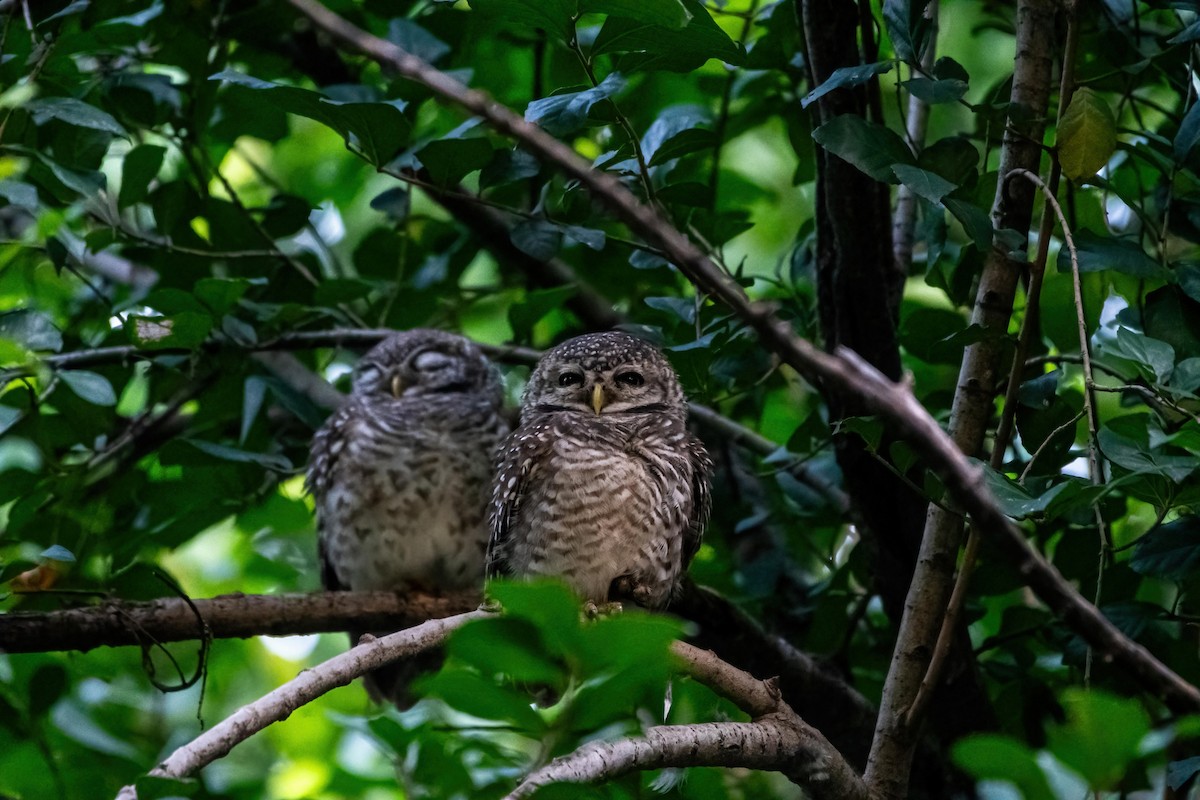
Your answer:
493,412 -> 700,608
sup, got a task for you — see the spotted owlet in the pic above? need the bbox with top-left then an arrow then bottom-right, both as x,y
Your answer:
307,329 -> 509,705
486,332 -> 711,610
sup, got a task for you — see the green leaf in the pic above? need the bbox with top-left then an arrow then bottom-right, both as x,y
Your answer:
118,143 -> 166,209
646,126 -> 717,167
0,437 -> 41,473
902,77 -> 968,104
0,179 -> 39,209
486,580 -> 583,656
1046,690 -> 1150,790
581,0 -> 691,28
184,439 -> 292,472
943,197 -> 993,248
891,163 -> 957,203
883,0 -> 917,62
0,309 -> 63,353
1098,421 -> 1197,482
26,97 -> 128,137
525,73 -> 626,136
1057,88 -> 1117,181
952,735 -> 1055,800
1104,326 -> 1176,384
979,464 -> 1073,519
211,72 -> 411,165
467,0 -> 577,42
1058,229 -> 1169,280
811,115 -> 914,183
420,668 -> 546,731
1176,100 -> 1200,163
447,617 -> 565,684
58,370 -> 117,406
510,219 -> 563,261
509,285 -> 577,339
194,277 -> 256,316
125,312 -> 213,350
417,138 -> 495,186
801,62 -> 894,109
593,0 -> 742,72
1130,516 -> 1200,581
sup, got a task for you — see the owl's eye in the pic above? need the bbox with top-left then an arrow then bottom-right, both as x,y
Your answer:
615,371 -> 644,387
414,351 -> 454,371
558,372 -> 583,387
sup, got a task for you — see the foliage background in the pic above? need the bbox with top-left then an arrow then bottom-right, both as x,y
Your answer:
0,0 -> 1199,798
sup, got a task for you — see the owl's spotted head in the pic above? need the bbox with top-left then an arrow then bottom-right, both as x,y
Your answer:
354,329 -> 501,402
523,331 -> 685,418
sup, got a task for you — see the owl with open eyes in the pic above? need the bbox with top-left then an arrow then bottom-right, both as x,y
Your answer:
307,329 -> 509,705
486,332 -> 711,610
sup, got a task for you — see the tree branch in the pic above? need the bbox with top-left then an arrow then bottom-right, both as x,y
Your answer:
0,590 -> 479,653
507,641 -> 867,800
506,717 -> 867,800
120,608 -> 487,794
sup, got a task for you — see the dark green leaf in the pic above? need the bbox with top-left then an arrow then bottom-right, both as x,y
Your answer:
525,74 -> 626,136
979,465 -> 1073,518
892,163 -> 957,203
118,143 -> 166,209
1103,327 -> 1175,384
1130,516 -> 1200,581
387,19 -> 450,64
812,115 -> 914,183
647,127 -> 717,167
902,77 -> 968,104
1099,422 -> 1196,482
944,197 -> 993,249
510,219 -> 563,261
0,309 -> 63,353
593,0 -> 742,72
26,97 -> 127,137
510,285 -> 577,339
59,370 -> 117,406
184,439 -> 292,472
1176,100 -> 1200,163
1057,229 -> 1169,280
486,580 -> 583,655
883,0 -> 916,62
467,0 -> 577,42
417,138 -> 495,185
802,62 -> 894,109
581,0 -> 691,28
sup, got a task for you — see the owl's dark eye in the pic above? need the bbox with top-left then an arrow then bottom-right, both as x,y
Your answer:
615,371 -> 644,387
558,372 -> 583,387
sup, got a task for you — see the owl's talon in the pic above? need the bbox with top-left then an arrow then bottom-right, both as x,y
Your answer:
584,600 -> 623,619
479,597 -> 503,613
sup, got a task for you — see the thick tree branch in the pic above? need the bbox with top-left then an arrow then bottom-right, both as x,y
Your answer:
866,2 -> 1058,797
284,0 -> 1200,724
508,641 -> 867,800
0,590 -> 478,653
506,717 -> 867,800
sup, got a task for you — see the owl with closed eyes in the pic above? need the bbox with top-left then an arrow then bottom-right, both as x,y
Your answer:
486,331 -> 711,610
307,329 -> 509,705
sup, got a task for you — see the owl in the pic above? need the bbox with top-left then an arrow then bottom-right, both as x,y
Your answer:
487,331 -> 711,610
307,329 -> 509,705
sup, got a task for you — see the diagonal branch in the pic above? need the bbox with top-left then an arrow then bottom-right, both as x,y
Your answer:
134,609 -> 486,788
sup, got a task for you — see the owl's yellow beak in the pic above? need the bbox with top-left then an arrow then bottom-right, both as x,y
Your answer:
591,384 -> 606,415
391,375 -> 405,398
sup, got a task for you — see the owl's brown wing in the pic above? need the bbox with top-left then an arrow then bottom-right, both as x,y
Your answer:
486,420 -> 551,579
681,434 -> 713,571
307,401 -> 355,591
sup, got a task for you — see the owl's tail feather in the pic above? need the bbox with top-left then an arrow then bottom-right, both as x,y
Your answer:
349,630 -> 446,709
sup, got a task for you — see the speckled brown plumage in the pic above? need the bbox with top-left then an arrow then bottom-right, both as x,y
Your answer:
487,331 -> 711,610
307,329 -> 509,705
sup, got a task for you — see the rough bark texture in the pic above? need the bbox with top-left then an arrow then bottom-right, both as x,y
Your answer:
865,3 -> 1059,798
506,718 -> 869,800
0,590 -> 480,653
799,0 -> 927,625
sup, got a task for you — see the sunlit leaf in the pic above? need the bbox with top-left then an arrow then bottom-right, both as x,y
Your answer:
1057,88 -> 1117,181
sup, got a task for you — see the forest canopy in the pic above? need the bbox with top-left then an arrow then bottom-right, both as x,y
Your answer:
1,0 -> 1199,799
